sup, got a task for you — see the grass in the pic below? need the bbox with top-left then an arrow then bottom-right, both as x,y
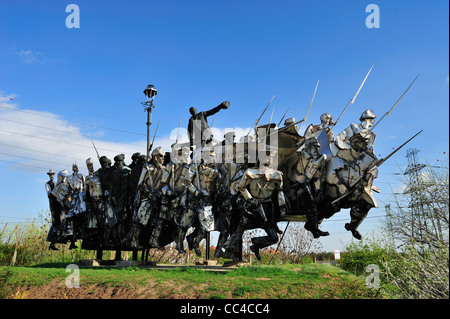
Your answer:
1,262 -> 386,299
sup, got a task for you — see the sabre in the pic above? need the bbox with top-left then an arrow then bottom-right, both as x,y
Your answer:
88,133 -> 100,161
247,95 -> 275,136
332,64 -> 374,129
331,129 -> 423,205
298,80 -> 319,132
175,119 -> 181,144
148,120 -> 159,153
369,74 -> 420,133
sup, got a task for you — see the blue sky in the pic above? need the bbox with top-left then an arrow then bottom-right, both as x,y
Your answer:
0,0 -> 448,252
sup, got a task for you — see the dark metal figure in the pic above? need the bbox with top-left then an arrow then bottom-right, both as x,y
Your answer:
45,169 -> 62,250
187,101 -> 230,154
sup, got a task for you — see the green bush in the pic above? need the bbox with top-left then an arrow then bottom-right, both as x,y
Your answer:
339,235 -> 398,279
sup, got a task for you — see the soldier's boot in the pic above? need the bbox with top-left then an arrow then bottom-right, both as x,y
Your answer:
250,245 -> 261,261
149,220 -> 164,250
346,205 -> 369,240
48,243 -> 58,251
304,214 -> 329,239
215,232 -> 229,258
175,229 -> 187,254
345,223 -> 362,240
186,230 -> 202,257
305,222 -> 330,238
192,229 -> 207,257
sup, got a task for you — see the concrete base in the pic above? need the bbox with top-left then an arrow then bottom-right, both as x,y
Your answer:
223,260 -> 250,268
115,260 -> 157,268
79,259 -> 116,267
195,260 -> 218,266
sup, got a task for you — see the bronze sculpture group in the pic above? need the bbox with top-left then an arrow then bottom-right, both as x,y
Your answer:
45,88 -> 421,262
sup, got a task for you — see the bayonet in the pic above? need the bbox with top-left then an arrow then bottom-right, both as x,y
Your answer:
265,105 -> 276,140
298,80 -> 319,132
247,95 -> 275,136
369,74 -> 420,133
277,108 -> 290,127
332,64 -> 374,128
88,133 -> 100,161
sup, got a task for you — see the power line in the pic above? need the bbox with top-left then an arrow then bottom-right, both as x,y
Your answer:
0,128 -> 134,155
0,151 -> 68,167
0,142 -> 87,161
0,104 -> 146,136
0,159 -> 50,170
0,116 -> 150,149
0,105 -> 175,142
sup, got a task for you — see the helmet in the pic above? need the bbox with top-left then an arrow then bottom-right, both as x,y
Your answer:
151,147 -> 164,157
320,113 -> 334,124
359,109 -> 376,121
113,154 -> 125,162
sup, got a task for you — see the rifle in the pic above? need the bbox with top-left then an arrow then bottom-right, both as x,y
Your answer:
88,133 -> 100,162
331,129 -> 423,204
331,64 -> 374,129
368,74 -> 420,134
247,95 -> 275,136
298,80 -> 319,132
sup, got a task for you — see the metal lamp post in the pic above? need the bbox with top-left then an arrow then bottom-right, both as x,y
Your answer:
142,84 -> 157,161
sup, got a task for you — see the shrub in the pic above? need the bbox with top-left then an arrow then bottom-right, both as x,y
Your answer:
383,240 -> 449,299
339,234 -> 397,279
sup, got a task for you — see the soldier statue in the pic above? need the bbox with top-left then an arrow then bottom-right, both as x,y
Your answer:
84,158 -> 104,246
284,137 -> 329,238
148,143 -> 190,249
51,170 -> 77,250
229,154 -> 287,261
325,132 -> 379,240
332,109 -> 377,158
175,147 -> 219,255
66,162 -> 86,225
304,113 -> 335,144
125,147 -> 165,249
45,169 -> 61,250
214,132 -> 246,258
103,154 -> 131,247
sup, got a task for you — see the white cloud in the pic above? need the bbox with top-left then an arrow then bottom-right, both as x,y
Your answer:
13,49 -> 44,64
0,91 -> 259,175
0,91 -> 166,174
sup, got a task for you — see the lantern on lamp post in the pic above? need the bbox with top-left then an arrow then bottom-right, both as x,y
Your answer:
141,84 -> 157,161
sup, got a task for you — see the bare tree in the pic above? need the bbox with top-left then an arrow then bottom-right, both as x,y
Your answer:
382,156 -> 449,299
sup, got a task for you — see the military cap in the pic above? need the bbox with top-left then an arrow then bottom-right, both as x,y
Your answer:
114,154 -> 125,162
